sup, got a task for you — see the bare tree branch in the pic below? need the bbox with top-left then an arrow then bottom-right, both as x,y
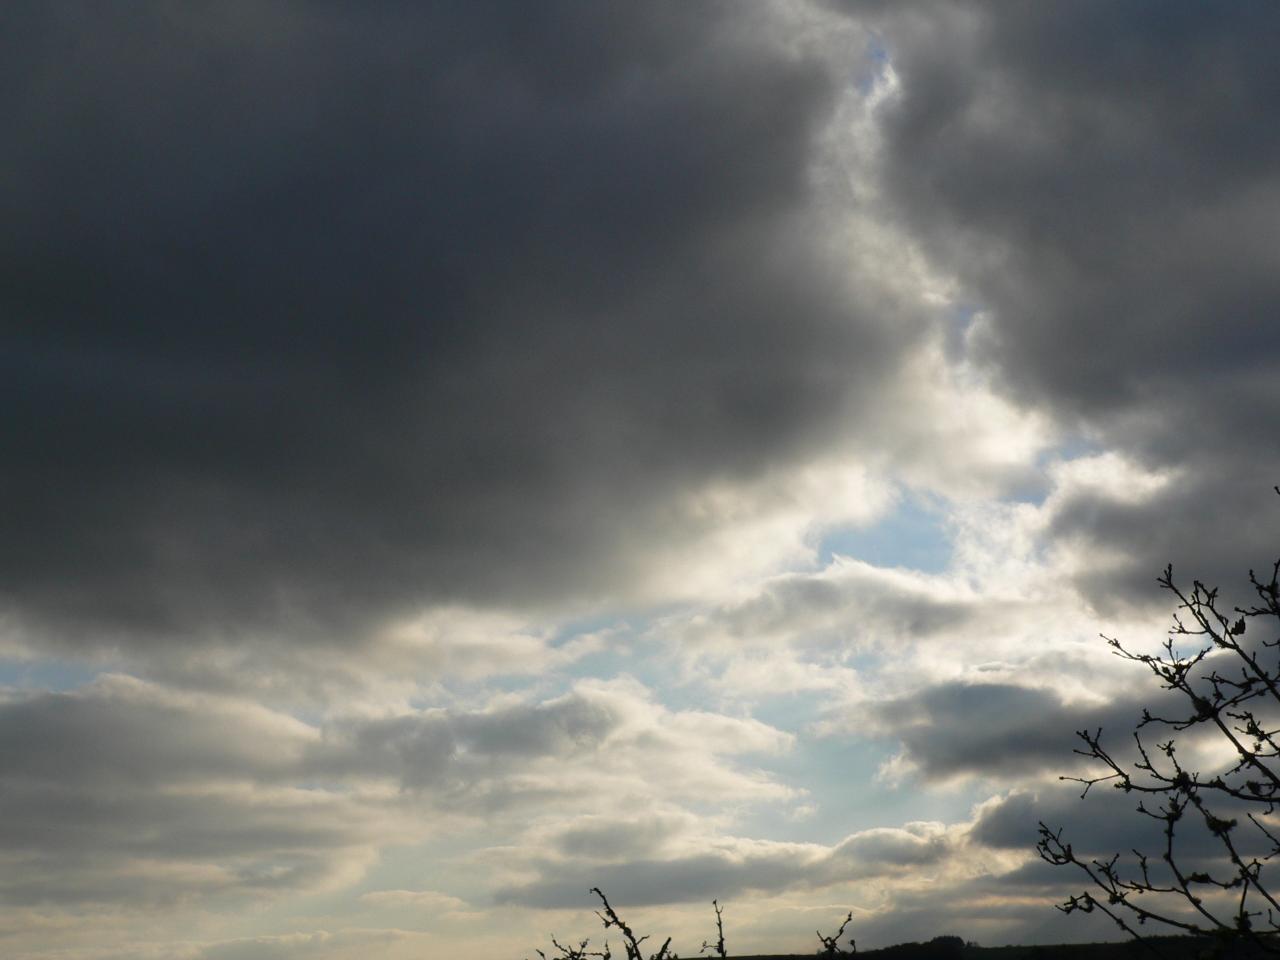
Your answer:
1039,544 -> 1280,955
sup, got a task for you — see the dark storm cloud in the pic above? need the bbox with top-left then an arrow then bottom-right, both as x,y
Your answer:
2,1 -> 903,649
873,681 -> 1188,783
974,787 -> 1277,902
1044,477 -> 1280,616
847,1 -> 1280,609
867,1 -> 1280,420
971,789 -> 1162,858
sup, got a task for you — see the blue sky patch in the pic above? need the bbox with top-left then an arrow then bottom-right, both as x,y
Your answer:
818,495 -> 952,573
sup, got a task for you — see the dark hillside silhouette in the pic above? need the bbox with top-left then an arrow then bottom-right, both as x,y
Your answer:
736,938 -> 1275,960
525,891 -> 1276,960
527,892 -> 860,960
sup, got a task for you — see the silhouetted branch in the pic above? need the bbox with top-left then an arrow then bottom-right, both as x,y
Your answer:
591,887 -> 675,960
530,935 -> 612,960
528,890 -> 860,960
700,900 -> 727,959
1039,532 -> 1280,955
817,911 -> 855,957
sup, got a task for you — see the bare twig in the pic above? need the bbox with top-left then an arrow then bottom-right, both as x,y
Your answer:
700,900 -> 727,959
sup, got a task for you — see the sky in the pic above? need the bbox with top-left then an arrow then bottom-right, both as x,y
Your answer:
5,2 -> 1280,958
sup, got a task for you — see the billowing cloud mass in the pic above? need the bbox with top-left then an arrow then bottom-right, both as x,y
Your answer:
0,674 -> 792,911
856,0 -> 1280,608
5,2 -> 1280,958
3,0 -> 915,651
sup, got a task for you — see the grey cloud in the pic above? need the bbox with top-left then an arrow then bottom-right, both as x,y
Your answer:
0,679 -> 394,906
320,691 -> 621,788
0,776 -> 383,906
0,680 -> 603,905
460,696 -> 618,757
553,815 -> 691,861
681,561 -> 973,653
976,786 -> 1271,865
1044,478 -> 1280,617
0,782 -> 371,862
845,1 -> 1280,610
496,852 -> 810,909
971,789 -> 1162,858
846,783 -> 1271,949
0,676 -> 622,805
972,785 -> 1279,925
867,1 -> 1280,425
496,825 -> 951,908
0,676 -> 787,906
1,1 -> 911,652
0,675 -> 312,788
831,825 -> 949,868
872,681 -> 1184,783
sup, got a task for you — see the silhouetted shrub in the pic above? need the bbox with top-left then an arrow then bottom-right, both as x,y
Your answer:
527,892 -> 858,960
